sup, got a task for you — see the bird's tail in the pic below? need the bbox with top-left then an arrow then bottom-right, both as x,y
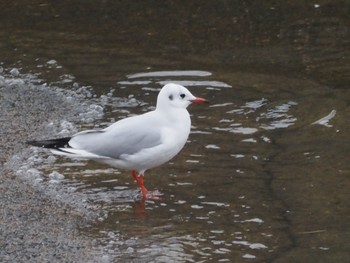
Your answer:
26,137 -> 71,149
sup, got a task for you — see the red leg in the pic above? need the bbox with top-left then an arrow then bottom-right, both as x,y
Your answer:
131,170 -> 148,199
131,170 -> 163,200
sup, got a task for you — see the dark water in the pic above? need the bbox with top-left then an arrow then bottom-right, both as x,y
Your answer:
1,1 -> 349,262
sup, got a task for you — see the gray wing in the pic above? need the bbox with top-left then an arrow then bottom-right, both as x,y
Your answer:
68,115 -> 163,159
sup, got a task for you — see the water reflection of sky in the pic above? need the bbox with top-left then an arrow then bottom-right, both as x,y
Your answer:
212,98 -> 298,137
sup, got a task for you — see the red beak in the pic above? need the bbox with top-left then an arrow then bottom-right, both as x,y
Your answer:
191,97 -> 209,104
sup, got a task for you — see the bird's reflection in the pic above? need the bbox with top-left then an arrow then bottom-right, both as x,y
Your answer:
133,190 -> 163,220
133,199 -> 147,220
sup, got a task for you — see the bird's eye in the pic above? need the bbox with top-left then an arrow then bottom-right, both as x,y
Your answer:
180,93 -> 186,99
168,94 -> 173,101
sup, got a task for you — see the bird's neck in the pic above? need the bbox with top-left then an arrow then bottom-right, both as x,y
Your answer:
156,107 -> 191,126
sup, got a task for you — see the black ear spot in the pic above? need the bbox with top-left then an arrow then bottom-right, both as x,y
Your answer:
168,94 -> 173,101
180,93 -> 186,99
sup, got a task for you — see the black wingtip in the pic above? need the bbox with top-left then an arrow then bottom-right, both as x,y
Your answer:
26,137 -> 72,149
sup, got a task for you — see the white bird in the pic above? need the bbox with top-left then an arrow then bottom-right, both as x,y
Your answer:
27,83 -> 208,199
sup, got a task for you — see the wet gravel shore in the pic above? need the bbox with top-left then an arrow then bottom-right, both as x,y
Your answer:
0,73 -> 104,262
0,172 -> 96,262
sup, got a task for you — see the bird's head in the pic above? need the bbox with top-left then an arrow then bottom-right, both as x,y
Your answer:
156,83 -> 208,110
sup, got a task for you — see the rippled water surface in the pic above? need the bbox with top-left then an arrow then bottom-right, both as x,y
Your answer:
1,1 -> 349,262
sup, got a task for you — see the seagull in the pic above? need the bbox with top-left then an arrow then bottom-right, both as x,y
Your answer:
27,83 -> 208,199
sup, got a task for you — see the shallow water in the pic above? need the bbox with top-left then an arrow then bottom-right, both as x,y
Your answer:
1,1 -> 349,262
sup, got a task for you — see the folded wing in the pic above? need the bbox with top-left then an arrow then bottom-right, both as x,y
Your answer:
68,114 -> 163,160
